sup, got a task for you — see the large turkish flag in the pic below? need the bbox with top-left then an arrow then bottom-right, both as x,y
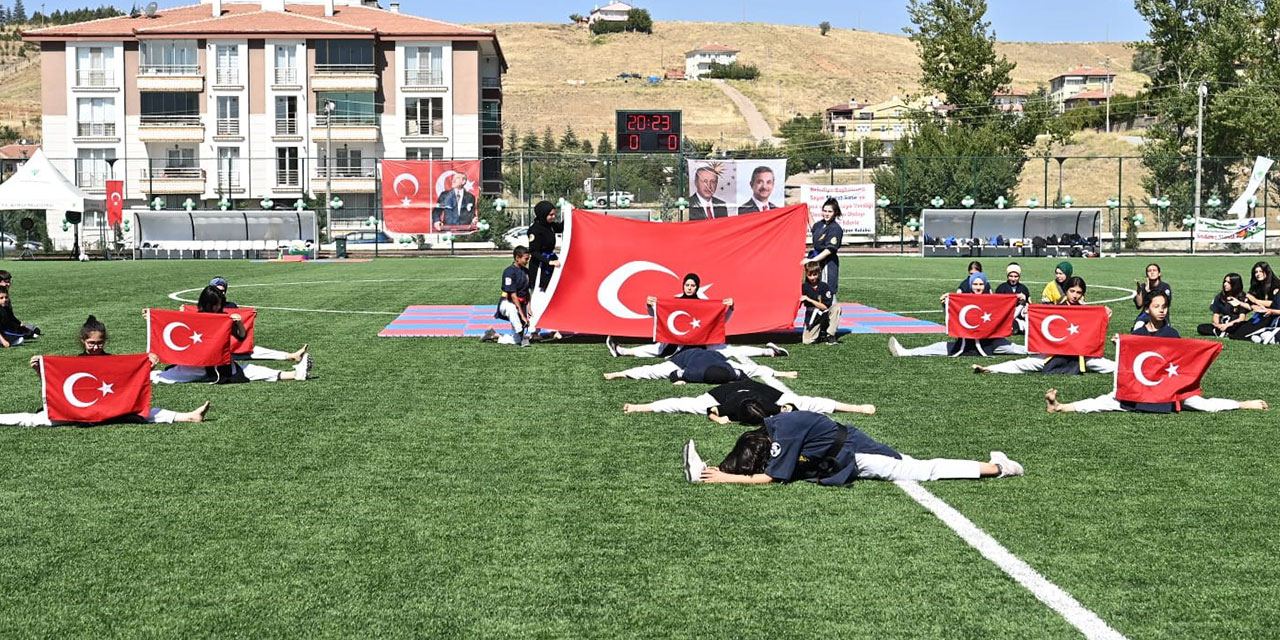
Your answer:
653,298 -> 729,345
533,206 -> 808,337
945,293 -> 1017,339
1114,335 -> 1222,404
41,354 -> 151,423
146,308 -> 233,366
105,180 -> 124,227
1026,304 -> 1109,357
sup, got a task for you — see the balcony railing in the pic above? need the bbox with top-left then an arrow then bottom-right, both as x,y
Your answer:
405,118 -> 442,136
317,162 -> 376,178
140,114 -> 202,126
275,118 -> 299,135
481,77 -> 501,89
216,170 -> 242,188
316,113 -> 378,127
139,63 -> 200,76
216,118 -> 240,136
276,169 -> 301,187
274,67 -> 298,85
75,69 -> 114,87
77,122 -> 117,137
76,172 -> 108,189
143,166 -> 204,180
405,69 -> 443,85
314,63 -> 375,74
214,69 -> 239,85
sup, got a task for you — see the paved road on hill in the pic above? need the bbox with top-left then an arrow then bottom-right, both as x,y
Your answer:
711,79 -> 782,145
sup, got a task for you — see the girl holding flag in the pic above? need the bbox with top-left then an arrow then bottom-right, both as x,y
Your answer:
0,315 -> 210,427
1045,292 -> 1268,414
974,276 -> 1115,375
888,272 -> 1028,358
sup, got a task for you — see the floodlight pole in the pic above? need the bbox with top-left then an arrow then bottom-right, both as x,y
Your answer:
324,99 -> 335,259
1193,83 -> 1207,255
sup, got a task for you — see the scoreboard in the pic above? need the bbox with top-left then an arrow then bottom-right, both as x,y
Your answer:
615,110 -> 682,154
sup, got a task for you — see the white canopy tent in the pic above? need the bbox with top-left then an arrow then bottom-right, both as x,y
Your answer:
0,148 -> 104,252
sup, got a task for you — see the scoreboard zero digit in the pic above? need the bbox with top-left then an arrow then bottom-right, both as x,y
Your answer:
615,110 -> 682,154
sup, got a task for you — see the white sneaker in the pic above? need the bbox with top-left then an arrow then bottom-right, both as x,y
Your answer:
605,335 -> 619,357
683,439 -> 708,483
294,353 -> 311,381
888,336 -> 903,357
990,451 -> 1024,478
765,341 -> 789,357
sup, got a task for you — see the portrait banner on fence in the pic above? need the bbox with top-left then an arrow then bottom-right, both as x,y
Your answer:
1194,217 -> 1265,244
380,159 -> 482,234
685,159 -> 787,219
799,184 -> 877,235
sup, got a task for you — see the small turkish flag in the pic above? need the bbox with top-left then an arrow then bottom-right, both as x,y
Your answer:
181,305 -> 255,355
945,293 -> 1018,340
1026,304 -> 1109,357
146,308 -> 233,366
1115,335 -> 1223,404
41,354 -> 151,423
105,180 -> 124,227
653,298 -> 729,345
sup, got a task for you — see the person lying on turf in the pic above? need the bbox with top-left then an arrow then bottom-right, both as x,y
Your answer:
890,272 -> 1030,358
684,409 -> 1023,485
973,276 -> 1116,375
603,346 -> 796,384
624,378 -> 874,424
1046,291 -> 1269,414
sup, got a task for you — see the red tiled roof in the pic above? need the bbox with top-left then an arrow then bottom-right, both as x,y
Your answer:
1051,66 -> 1117,80
0,143 -> 38,159
825,102 -> 863,113
1064,89 -> 1113,101
994,88 -> 1029,96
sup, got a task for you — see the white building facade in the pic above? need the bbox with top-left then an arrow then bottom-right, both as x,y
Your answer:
684,44 -> 739,81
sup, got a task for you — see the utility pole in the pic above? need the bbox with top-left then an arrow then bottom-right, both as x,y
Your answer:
1193,82 -> 1207,255
1104,57 -> 1112,134
324,99 -> 335,257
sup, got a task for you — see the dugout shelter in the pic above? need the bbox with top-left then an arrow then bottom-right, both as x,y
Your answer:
131,209 -> 318,259
921,208 -> 1102,258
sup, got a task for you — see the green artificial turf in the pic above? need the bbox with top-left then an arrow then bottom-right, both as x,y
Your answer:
0,256 -> 1276,638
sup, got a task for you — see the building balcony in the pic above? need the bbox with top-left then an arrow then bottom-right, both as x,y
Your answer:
77,172 -> 109,193
73,69 -> 117,92
402,118 -> 445,142
214,171 -> 245,194
312,114 -> 380,142
313,163 -> 377,193
137,65 -> 203,92
140,166 -> 206,194
402,69 -> 445,92
273,67 -> 301,88
273,118 -> 302,141
213,68 -> 241,88
138,115 -> 205,142
75,122 -> 119,142
213,118 -> 243,141
275,169 -> 303,192
311,64 -> 378,92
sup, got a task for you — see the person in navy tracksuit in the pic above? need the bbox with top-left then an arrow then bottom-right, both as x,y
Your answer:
481,247 -> 533,347
603,347 -> 796,384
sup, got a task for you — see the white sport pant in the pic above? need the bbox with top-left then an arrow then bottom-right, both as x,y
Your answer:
898,340 -> 1028,357
1069,393 -> 1241,414
618,343 -> 773,358
0,407 -> 179,427
235,345 -> 290,360
646,392 -> 838,415
617,359 -> 777,380
854,454 -> 982,481
983,356 -> 1116,374
151,363 -> 282,384
497,300 -> 526,344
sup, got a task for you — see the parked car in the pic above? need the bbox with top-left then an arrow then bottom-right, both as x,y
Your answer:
502,225 -> 563,248
593,191 -> 635,207
1,232 -> 42,252
342,231 -> 393,244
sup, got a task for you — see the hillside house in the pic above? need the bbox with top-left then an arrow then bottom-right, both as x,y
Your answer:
1049,66 -> 1115,112
0,142 -> 39,179
588,2 -> 632,25
993,88 -> 1029,113
823,95 -> 942,152
684,44 -> 738,80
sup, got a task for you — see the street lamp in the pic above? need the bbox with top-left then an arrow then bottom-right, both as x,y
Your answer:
323,99 -> 335,258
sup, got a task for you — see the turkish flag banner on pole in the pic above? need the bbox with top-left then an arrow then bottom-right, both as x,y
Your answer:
1115,335 -> 1223,404
945,293 -> 1018,339
41,354 -> 152,423
105,180 -> 124,227
653,298 -> 729,345
146,308 -> 233,366
380,159 -> 481,234
1026,304 -> 1109,357
533,205 -> 809,337
181,305 -> 256,355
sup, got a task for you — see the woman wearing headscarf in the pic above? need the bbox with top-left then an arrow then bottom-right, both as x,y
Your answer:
888,272 -> 1029,358
526,200 -> 563,292
1041,261 -> 1073,304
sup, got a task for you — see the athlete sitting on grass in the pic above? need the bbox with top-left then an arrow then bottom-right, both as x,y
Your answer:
889,272 -> 1029,358
683,409 -> 1023,485
623,378 -> 873,424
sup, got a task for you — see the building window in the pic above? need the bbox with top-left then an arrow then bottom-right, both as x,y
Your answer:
319,145 -> 368,177
405,147 -> 442,160
214,44 -> 239,85
140,92 -> 199,125
76,148 -> 114,189
314,40 -> 374,72
318,92 -> 377,126
404,46 -> 443,85
275,96 -> 298,135
216,147 -> 241,189
276,147 -> 300,187
274,44 -> 298,84
139,39 -> 197,75
75,46 -> 113,87
76,97 -> 116,137
404,97 -> 443,136
216,96 -> 240,135
482,100 -> 501,136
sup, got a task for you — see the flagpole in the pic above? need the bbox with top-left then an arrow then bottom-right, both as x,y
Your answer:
1192,83 -> 1207,256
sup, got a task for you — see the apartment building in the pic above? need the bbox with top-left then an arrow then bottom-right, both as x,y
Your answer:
23,0 -> 506,231
1048,66 -> 1115,112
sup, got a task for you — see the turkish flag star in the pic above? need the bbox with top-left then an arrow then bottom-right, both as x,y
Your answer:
1067,324 -> 1080,335
981,312 -> 992,323
1165,363 -> 1179,377
690,318 -> 702,329
97,381 -> 114,396
190,331 -> 203,344
401,197 -> 412,206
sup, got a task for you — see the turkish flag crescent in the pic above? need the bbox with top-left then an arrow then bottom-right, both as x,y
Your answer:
181,305 -> 256,355
1026,304 -> 1109,357
105,180 -> 124,227
41,354 -> 152,423
653,298 -> 729,345
533,205 -> 809,337
945,293 -> 1017,339
146,308 -> 233,366
1115,335 -> 1223,404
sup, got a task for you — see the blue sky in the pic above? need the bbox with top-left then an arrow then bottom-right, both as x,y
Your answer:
22,0 -> 1150,42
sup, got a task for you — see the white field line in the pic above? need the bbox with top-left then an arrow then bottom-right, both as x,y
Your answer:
890,281 -> 1136,315
737,355 -> 1127,640
166,278 -> 487,315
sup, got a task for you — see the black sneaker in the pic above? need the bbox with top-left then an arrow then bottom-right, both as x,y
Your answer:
765,342 -> 789,357
605,336 -> 619,357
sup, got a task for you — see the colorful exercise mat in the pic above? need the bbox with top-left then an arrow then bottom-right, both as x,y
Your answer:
378,303 -> 943,337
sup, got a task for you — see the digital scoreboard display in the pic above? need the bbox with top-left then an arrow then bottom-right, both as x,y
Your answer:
615,110 -> 682,153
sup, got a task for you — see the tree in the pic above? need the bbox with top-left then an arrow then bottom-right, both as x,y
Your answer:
597,132 -> 613,155
520,131 -> 541,153
11,0 -> 24,23
541,126 -> 558,154
580,139 -> 594,155
626,8 -> 653,34
568,13 -> 584,23
506,127 -> 519,152
819,21 -> 831,36
559,125 -> 580,152
904,0 -> 1015,126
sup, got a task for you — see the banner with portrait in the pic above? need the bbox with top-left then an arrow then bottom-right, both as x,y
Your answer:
380,159 -> 482,234
799,184 -> 877,235
1194,217 -> 1265,244
684,159 -> 787,220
